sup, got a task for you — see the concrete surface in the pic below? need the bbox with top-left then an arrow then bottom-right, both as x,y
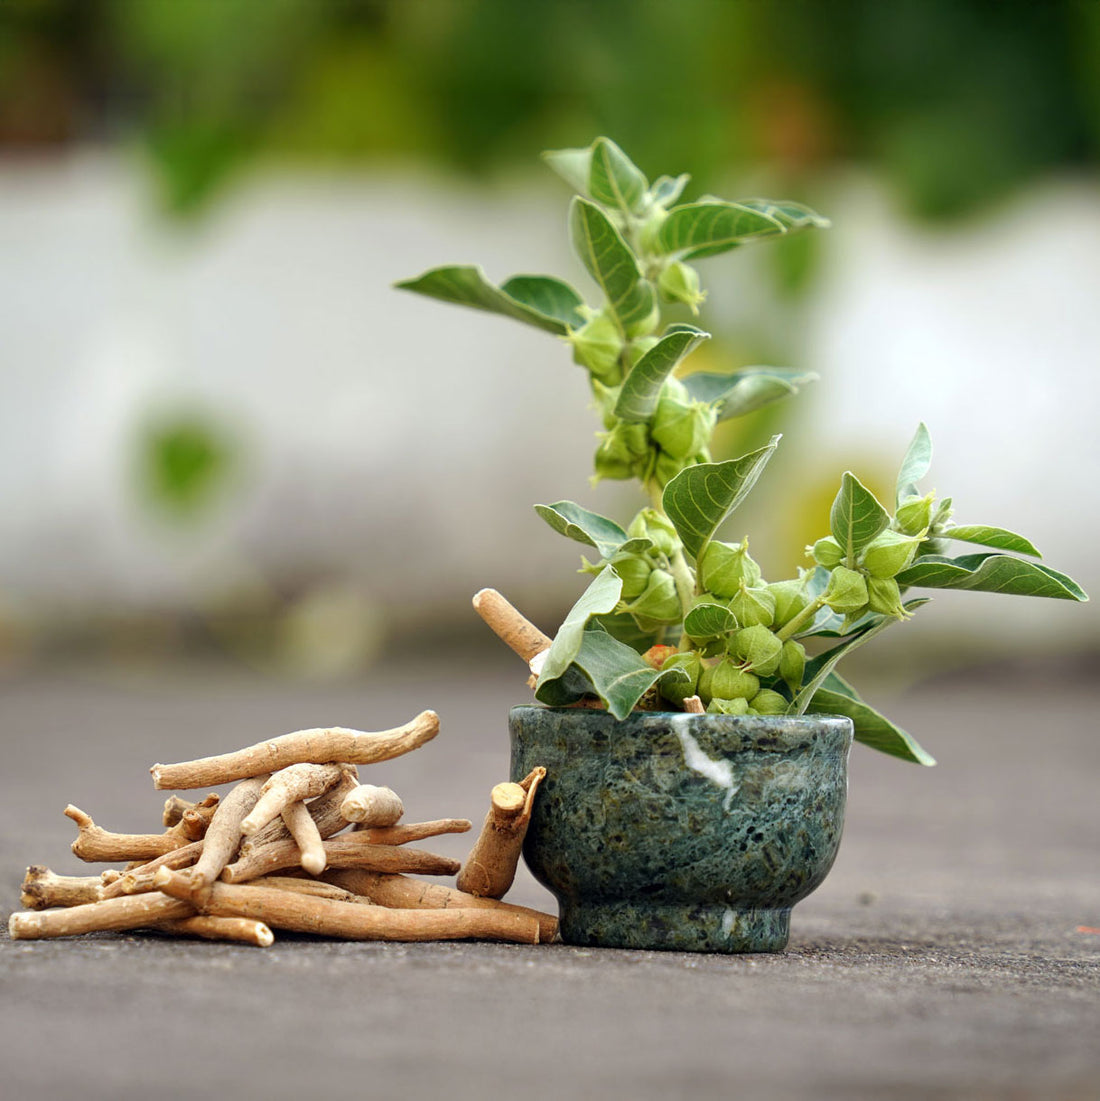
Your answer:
2,650 -> 1098,1101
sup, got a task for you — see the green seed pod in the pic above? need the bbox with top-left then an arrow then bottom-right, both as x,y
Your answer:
895,492 -> 934,536
623,568 -> 681,625
590,379 -> 621,431
594,421 -> 649,481
779,639 -> 806,693
810,536 -> 844,568
657,261 -> 706,314
699,539 -> 762,598
730,624 -> 783,676
653,449 -> 692,488
623,294 -> 660,339
697,658 -> 760,704
592,442 -> 633,481
766,578 -> 809,627
861,529 -> 924,579
608,552 -> 653,600
866,576 -> 909,619
749,689 -> 788,716
707,696 -> 750,716
650,397 -> 716,462
659,650 -> 702,707
625,335 -> 659,369
727,580 -> 776,628
568,311 -> 623,384
626,508 -> 679,557
823,565 -> 869,616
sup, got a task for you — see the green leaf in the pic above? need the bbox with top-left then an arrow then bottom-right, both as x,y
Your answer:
663,436 -> 781,560
541,146 -> 592,194
896,553 -> 1088,601
788,604 -> 926,715
613,326 -> 710,422
806,673 -> 935,766
536,567 -> 623,686
588,137 -> 648,215
942,525 -> 1041,557
656,201 -> 786,259
593,612 -> 661,653
683,602 -> 738,640
896,422 -> 933,504
649,174 -> 691,207
395,266 -> 585,335
533,501 -> 639,560
738,199 -> 831,232
569,198 -> 654,331
683,368 -> 817,421
830,472 -> 890,562
536,627 -> 689,720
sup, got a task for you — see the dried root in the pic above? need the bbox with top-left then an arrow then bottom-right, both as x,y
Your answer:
20,866 -> 104,910
65,805 -> 190,863
340,784 -> 404,827
9,892 -> 195,940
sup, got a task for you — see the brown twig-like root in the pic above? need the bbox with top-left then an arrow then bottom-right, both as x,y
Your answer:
240,763 -> 350,837
239,770 -> 358,858
471,588 -> 552,688
154,916 -> 274,946
100,841 -> 203,899
221,833 -> 461,884
249,876 -> 374,904
683,695 -> 706,714
189,775 -> 270,902
169,794 -> 221,842
150,711 -> 439,790
326,870 -> 559,943
65,805 -> 191,863
280,800 -> 327,875
340,784 -> 404,827
154,869 -> 540,944
8,892 -> 195,940
456,767 -> 546,899
356,818 -> 472,846
20,866 -> 104,910
162,795 -> 196,828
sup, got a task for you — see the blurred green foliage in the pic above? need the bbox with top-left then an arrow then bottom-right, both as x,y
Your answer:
1,0 -> 1097,218
137,413 -> 236,522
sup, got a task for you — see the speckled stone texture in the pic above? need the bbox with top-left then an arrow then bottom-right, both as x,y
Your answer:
510,707 -> 853,953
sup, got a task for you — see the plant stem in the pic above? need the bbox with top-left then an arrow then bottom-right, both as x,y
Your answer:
775,594 -> 827,642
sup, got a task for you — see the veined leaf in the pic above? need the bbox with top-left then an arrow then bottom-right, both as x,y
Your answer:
649,174 -> 691,207
896,422 -> 933,504
542,146 -> 592,195
830,472 -> 890,562
588,137 -> 648,215
739,199 -> 831,231
806,673 -> 935,766
534,501 -> 639,560
535,627 -> 690,720
569,198 -> 655,331
788,602 -> 927,715
594,611 -> 661,653
684,602 -> 738,640
656,201 -> 786,259
614,326 -> 710,423
396,266 -> 585,335
942,525 -> 1041,557
896,553 -> 1087,601
663,436 -> 781,560
683,367 -> 817,422
536,567 -> 623,686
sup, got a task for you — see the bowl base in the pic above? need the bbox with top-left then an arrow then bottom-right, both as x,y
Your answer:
558,900 -> 792,954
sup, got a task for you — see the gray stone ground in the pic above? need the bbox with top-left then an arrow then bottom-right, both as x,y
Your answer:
2,649 -> 1098,1101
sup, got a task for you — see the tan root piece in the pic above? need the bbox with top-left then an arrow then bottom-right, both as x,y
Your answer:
250,876 -> 374,904
20,866 -> 104,910
239,770 -> 358,857
339,784 -> 404,827
151,711 -> 439,790
241,763 -> 350,837
8,892 -> 194,940
457,767 -> 546,899
472,588 -> 552,688
170,794 -> 221,842
281,800 -> 327,876
100,840 -> 203,899
65,805 -> 190,863
189,774 -> 270,902
326,870 -> 558,943
155,868 -> 540,944
683,695 -> 706,714
356,818 -> 472,846
222,833 -> 460,884
162,795 -> 195,828
154,916 -> 274,946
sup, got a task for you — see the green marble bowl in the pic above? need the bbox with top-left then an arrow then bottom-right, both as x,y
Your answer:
509,706 -> 853,953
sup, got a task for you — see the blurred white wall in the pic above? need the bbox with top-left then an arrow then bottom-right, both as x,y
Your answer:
1,153 -> 1096,651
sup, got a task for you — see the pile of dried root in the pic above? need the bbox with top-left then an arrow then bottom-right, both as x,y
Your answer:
9,710 -> 556,947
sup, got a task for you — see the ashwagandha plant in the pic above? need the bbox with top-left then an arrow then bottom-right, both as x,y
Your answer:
397,137 -> 1088,765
